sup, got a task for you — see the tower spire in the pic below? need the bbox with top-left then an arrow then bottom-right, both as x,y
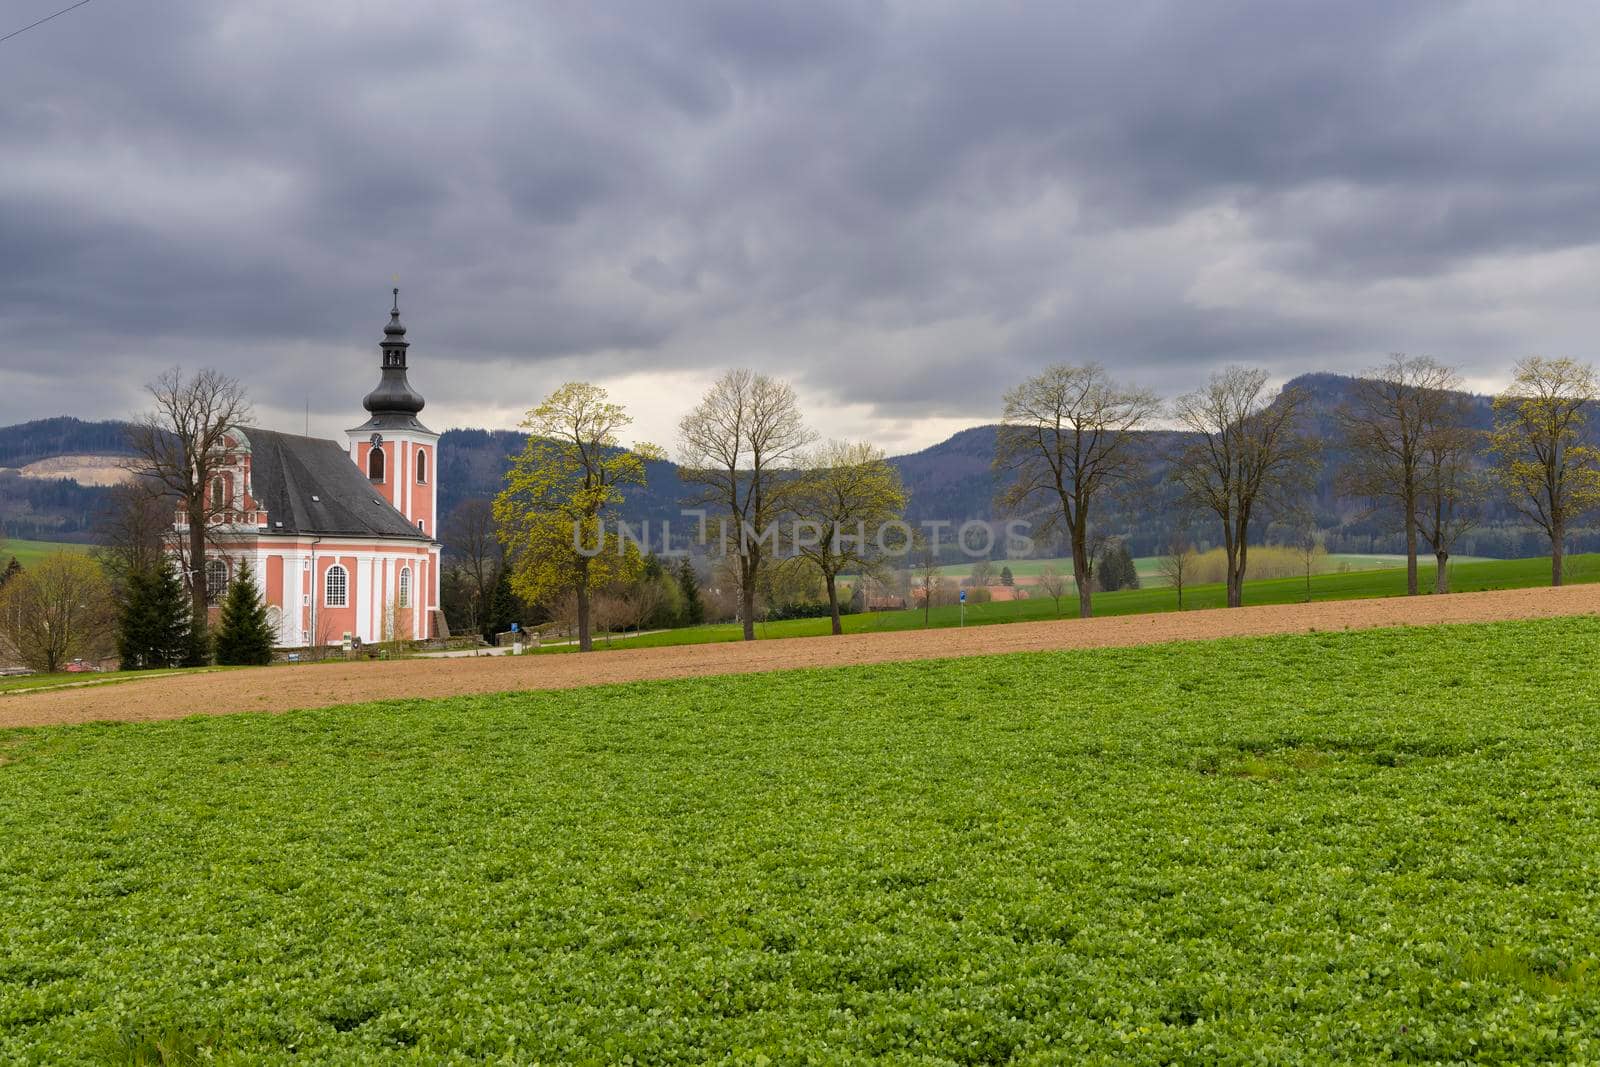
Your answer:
360,289 -> 426,426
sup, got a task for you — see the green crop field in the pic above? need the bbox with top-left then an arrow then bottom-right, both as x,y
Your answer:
3,616 -> 1600,1061
0,539 -> 91,571
544,552 -> 1596,653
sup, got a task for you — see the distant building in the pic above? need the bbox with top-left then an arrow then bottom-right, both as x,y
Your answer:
182,291 -> 442,646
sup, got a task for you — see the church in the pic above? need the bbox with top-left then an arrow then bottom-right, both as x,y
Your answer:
194,292 -> 443,647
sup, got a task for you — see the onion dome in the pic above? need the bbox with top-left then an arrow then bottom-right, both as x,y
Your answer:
360,288 -> 427,421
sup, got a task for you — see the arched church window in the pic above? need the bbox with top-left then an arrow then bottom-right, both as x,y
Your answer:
205,558 -> 230,603
211,475 -> 226,512
325,564 -> 348,608
416,449 -> 427,484
398,566 -> 411,608
368,447 -> 386,482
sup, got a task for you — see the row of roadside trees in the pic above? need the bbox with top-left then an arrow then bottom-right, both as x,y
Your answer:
494,354 -> 1600,650
997,356 -> 1600,619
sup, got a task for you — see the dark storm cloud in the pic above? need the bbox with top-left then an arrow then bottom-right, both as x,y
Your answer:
5,0 -> 1600,443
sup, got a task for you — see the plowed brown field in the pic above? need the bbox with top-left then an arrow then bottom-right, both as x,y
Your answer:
4,584 -> 1596,729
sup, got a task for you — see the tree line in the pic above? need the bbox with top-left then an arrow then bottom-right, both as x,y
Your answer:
480,355 -> 1600,650
996,356 -> 1600,618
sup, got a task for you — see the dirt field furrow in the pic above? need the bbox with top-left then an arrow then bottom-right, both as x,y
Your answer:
3,585 -> 1597,729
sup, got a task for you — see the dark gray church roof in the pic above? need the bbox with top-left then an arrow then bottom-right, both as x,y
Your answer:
239,427 -> 430,541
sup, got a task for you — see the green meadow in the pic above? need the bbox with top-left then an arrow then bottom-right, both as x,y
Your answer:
922,551 -> 1486,583
3,616 -> 1600,1062
0,539 -> 91,571
548,552 -> 1597,652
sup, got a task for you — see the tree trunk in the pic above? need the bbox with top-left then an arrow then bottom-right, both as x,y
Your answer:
826,574 -> 842,636
1408,521 -> 1420,598
1435,551 -> 1450,594
576,583 -> 592,652
741,558 -> 757,641
1552,522 -> 1566,587
1404,497 -> 1419,596
1071,529 -> 1093,619
188,504 -> 208,631
1228,541 -> 1247,608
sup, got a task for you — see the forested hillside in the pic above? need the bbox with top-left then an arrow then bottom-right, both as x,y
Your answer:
0,416 -> 134,467
0,417 -> 135,540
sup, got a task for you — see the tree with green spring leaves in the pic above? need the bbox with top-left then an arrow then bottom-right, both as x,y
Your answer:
1489,357 -> 1600,587
495,383 -> 659,652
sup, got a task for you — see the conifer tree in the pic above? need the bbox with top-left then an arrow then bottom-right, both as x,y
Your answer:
486,568 -> 520,639
184,625 -> 213,667
1000,565 -> 1015,587
1118,543 -> 1141,590
214,566 -> 275,666
676,557 -> 705,626
117,559 -> 193,670
0,557 -> 21,588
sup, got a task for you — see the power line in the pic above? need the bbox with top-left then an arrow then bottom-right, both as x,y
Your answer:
0,0 -> 97,46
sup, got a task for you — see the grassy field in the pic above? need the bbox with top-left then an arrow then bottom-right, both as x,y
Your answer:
547,552 -> 1596,653
0,539 -> 91,570
3,616 -> 1599,1060
923,551 -> 1481,582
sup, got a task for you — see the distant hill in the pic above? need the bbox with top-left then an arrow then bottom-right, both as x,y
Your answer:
1,373 -> 1592,557
0,416 -> 136,467
436,424 -> 1009,533
0,418 -> 135,541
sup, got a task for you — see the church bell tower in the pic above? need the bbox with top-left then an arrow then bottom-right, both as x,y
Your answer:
347,289 -> 439,537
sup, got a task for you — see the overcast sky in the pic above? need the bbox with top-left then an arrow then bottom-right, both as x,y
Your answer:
5,1 -> 1600,454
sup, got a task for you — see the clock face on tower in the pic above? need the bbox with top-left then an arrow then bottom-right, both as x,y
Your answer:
370,433 -> 383,448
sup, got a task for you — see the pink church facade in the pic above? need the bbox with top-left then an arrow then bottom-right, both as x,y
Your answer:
189,292 -> 444,647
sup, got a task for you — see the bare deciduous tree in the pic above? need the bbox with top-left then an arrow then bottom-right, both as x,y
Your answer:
0,553 -> 114,673
591,588 -> 629,646
1035,564 -> 1068,615
125,367 -> 251,630
679,369 -> 815,641
1489,357 -> 1600,586
1418,407 -> 1485,593
911,535 -> 945,627
1292,521 -> 1327,604
996,363 -> 1159,619
1154,529 -> 1196,611
622,573 -> 668,636
1170,367 -> 1320,608
1337,355 -> 1466,595
443,498 -> 502,639
93,479 -> 172,597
